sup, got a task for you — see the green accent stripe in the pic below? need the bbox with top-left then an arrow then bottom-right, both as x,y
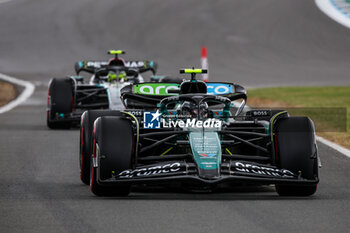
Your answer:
270,111 -> 288,141
160,147 -> 173,156
122,111 -> 139,144
225,148 -> 233,155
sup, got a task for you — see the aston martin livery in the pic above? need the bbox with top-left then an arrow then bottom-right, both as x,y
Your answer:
79,69 -> 320,196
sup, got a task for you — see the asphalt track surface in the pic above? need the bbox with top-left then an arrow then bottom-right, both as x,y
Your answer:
0,0 -> 350,232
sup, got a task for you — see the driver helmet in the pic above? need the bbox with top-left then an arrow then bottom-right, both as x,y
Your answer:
179,101 -> 208,118
107,71 -> 127,83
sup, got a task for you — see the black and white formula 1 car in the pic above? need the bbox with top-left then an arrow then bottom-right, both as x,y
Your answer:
80,69 -> 320,196
46,50 -> 158,129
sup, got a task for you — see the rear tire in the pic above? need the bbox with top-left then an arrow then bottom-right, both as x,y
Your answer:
80,110 -> 121,185
274,117 -> 318,196
90,116 -> 134,196
47,78 -> 73,129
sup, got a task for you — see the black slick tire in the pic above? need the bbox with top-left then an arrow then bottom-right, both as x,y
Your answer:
90,116 -> 134,196
47,78 -> 73,129
80,110 -> 121,185
274,117 -> 318,196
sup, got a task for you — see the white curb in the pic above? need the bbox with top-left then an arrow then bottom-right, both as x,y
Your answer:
316,136 -> 350,158
0,73 -> 35,114
315,0 -> 350,29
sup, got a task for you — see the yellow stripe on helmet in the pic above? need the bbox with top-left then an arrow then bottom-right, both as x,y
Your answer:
180,69 -> 208,74
108,50 -> 125,55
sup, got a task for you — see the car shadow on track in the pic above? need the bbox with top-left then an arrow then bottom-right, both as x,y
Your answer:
83,185 -> 323,201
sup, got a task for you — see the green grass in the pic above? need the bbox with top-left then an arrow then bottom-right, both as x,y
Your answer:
248,86 -> 350,108
247,86 -> 350,148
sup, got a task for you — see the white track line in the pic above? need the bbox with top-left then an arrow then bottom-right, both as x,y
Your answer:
315,0 -> 350,29
316,136 -> 350,158
0,73 -> 35,114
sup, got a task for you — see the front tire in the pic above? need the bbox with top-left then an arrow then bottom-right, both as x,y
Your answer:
274,117 -> 318,196
90,116 -> 134,196
80,110 -> 121,185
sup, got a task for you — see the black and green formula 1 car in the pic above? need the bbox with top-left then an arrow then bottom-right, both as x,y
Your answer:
46,50 -> 158,129
81,69 -> 320,196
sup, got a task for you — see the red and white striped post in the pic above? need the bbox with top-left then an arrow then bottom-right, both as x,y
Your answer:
201,46 -> 209,82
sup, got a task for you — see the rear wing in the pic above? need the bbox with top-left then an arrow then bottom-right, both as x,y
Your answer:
131,82 -> 236,96
74,60 -> 158,74
121,82 -> 246,109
